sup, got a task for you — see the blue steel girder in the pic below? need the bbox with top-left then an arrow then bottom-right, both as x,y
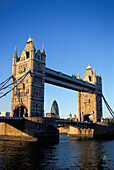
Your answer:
45,67 -> 95,93
56,119 -> 92,129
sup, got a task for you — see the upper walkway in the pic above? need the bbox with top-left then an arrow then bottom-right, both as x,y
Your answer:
45,67 -> 95,93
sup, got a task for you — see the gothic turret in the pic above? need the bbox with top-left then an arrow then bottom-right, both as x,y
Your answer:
41,44 -> 45,54
93,68 -> 96,84
12,46 -> 18,76
77,72 -> 80,79
13,46 -> 18,62
41,44 -> 46,63
99,70 -> 101,78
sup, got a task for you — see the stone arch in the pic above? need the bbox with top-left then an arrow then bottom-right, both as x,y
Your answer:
13,105 -> 28,118
83,114 -> 93,122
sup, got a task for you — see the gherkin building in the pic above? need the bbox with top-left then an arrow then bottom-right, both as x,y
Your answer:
51,100 -> 59,118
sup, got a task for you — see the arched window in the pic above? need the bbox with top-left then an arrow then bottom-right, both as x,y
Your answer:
26,51 -> 29,59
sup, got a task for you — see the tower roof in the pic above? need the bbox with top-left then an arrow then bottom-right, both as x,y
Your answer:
83,65 -> 93,80
27,35 -> 34,43
24,36 -> 36,51
87,65 -> 91,70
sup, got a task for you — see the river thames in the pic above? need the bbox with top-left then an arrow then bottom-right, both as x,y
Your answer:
0,135 -> 113,169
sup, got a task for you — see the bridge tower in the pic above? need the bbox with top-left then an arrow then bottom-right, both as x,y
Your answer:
77,65 -> 102,123
10,37 -> 46,117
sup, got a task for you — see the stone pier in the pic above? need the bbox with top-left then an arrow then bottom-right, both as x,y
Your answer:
0,117 -> 59,142
67,122 -> 114,139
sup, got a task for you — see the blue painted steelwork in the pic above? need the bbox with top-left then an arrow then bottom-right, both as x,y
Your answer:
45,67 -> 95,93
0,70 -> 31,98
56,119 -> 91,129
0,76 -> 12,89
102,95 -> 114,117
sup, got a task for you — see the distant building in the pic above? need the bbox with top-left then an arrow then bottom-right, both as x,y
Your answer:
50,100 -> 60,118
68,113 -> 78,121
46,113 -> 55,118
69,113 -> 72,119
0,112 -> 10,117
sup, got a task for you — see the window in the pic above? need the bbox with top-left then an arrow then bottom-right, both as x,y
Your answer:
89,76 -> 91,81
26,52 -> 29,59
23,84 -> 25,90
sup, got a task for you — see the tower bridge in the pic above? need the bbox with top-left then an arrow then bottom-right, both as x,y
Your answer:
0,37 -> 113,141
0,37 -> 113,122
9,36 -> 103,122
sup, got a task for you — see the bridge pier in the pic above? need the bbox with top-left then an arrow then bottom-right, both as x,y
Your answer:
0,117 -> 59,142
67,126 -> 94,138
66,122 -> 114,139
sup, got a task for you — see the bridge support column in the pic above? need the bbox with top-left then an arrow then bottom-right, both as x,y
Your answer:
67,126 -> 94,138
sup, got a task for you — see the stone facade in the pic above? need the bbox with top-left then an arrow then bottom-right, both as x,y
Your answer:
67,126 -> 94,137
10,37 -> 46,117
0,117 -> 59,142
77,66 -> 102,122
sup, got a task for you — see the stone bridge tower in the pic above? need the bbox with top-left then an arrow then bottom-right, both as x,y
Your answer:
77,65 -> 102,123
10,37 -> 46,117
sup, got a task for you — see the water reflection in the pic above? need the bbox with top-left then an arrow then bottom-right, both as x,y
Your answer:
69,139 -> 107,169
0,141 -> 58,169
0,135 -> 113,169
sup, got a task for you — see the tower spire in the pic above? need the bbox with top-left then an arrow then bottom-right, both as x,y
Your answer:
94,68 -> 96,76
99,70 -> 101,77
27,35 -> 33,43
42,44 -> 45,54
13,46 -> 18,58
78,72 -> 80,79
15,46 -> 17,51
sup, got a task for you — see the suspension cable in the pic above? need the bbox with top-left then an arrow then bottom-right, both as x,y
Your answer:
102,94 -> 114,117
0,70 -> 31,98
0,70 -> 30,91
0,76 -> 12,89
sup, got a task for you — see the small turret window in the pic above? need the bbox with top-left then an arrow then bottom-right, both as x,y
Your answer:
26,52 -> 29,59
38,55 -> 40,60
23,84 -> 25,90
89,76 -> 91,81
41,55 -> 43,60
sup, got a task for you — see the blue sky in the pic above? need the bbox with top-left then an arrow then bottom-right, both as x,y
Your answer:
0,0 -> 114,118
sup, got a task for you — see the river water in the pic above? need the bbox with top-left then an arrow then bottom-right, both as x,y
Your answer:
0,135 -> 113,169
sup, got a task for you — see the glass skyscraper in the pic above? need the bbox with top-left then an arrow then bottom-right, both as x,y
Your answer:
51,100 -> 59,118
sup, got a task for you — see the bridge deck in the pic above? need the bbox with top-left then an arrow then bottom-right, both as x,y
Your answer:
45,67 -> 95,93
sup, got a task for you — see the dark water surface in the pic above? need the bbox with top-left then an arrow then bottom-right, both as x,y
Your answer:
0,135 -> 113,169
